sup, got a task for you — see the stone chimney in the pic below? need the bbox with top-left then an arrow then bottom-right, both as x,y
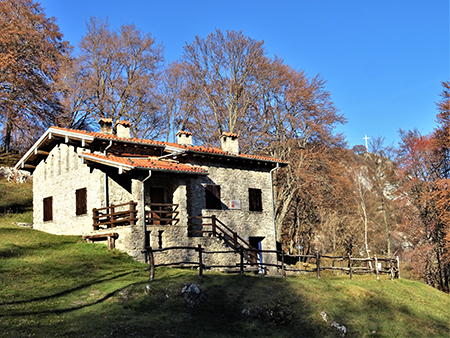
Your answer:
116,120 -> 132,139
99,118 -> 113,135
176,130 -> 193,146
220,132 -> 239,155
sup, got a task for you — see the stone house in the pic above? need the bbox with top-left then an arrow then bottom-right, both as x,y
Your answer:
15,119 -> 287,271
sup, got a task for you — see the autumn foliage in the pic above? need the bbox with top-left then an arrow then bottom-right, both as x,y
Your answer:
0,0 -> 69,152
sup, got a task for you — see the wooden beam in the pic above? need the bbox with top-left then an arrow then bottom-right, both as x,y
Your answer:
34,149 -> 49,156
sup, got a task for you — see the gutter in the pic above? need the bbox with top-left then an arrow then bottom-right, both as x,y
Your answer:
142,170 -> 152,262
270,163 -> 280,243
104,141 -> 113,207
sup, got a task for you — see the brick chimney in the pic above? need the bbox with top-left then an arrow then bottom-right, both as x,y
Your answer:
220,132 -> 239,155
176,130 -> 193,146
116,120 -> 132,139
99,118 -> 113,135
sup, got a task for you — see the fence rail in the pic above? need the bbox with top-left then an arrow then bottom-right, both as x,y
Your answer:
142,245 -> 400,281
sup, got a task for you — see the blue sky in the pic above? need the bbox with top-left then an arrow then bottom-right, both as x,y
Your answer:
39,0 -> 449,148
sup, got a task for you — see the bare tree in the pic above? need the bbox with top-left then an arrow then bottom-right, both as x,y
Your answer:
62,18 -> 165,138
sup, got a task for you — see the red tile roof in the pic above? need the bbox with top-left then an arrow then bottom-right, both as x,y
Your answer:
49,126 -> 288,164
82,153 -> 208,175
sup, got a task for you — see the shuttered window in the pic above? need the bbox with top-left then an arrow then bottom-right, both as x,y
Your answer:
43,196 -> 53,221
76,188 -> 87,215
205,184 -> 221,209
249,188 -> 262,211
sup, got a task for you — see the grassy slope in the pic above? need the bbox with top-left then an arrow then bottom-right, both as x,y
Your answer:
0,217 -> 448,338
0,174 -> 448,338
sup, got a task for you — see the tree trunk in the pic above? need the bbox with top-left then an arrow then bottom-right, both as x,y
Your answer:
4,113 -> 13,153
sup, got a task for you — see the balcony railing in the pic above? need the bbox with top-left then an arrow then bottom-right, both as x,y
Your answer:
92,201 -> 138,230
145,203 -> 179,225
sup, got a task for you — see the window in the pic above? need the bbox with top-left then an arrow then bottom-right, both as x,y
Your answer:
205,184 -> 221,209
76,188 -> 87,215
43,196 -> 53,221
249,188 -> 262,211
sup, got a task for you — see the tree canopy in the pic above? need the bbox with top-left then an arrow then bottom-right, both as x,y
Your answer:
0,0 -> 69,152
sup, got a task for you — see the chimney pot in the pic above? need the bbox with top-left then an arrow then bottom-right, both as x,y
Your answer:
176,130 -> 193,146
99,118 -> 113,135
220,132 -> 239,155
116,120 -> 132,139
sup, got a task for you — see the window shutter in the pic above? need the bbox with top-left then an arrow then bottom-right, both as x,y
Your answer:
205,185 -> 221,209
249,188 -> 262,211
43,196 -> 53,221
76,188 -> 87,215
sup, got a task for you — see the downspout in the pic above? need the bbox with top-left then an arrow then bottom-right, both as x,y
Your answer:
270,163 -> 280,243
103,141 -> 113,207
142,171 -> 152,261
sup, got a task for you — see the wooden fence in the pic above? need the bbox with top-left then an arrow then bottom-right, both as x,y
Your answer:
142,245 -> 400,281
92,201 -> 138,230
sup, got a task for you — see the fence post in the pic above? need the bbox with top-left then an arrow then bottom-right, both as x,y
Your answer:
396,256 -> 401,280
93,208 -> 99,230
239,246 -> 244,276
130,201 -> 136,225
316,251 -> 321,279
281,250 -> 286,277
348,253 -> 353,280
196,244 -> 203,276
211,215 -> 216,237
110,204 -> 115,228
233,232 -> 238,248
390,257 -> 394,281
374,255 -> 380,280
148,247 -> 155,281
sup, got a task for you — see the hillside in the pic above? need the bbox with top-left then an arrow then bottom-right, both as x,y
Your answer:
0,216 -> 448,338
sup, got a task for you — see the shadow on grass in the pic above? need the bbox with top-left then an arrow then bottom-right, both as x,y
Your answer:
0,270 -> 140,307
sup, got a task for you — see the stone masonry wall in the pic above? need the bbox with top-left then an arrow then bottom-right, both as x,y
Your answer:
33,144 -> 145,260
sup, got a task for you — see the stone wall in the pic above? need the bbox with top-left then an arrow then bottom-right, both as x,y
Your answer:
32,144 -> 145,259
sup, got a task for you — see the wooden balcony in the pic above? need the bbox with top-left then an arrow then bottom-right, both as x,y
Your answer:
92,201 -> 138,230
145,203 -> 179,226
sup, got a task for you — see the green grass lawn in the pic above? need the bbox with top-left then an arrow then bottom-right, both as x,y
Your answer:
0,214 -> 449,338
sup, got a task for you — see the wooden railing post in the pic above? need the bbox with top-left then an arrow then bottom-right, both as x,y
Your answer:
197,244 -> 203,276
281,250 -> 286,277
110,204 -> 115,228
148,247 -> 155,281
348,253 -> 353,280
374,255 -> 380,280
212,215 -> 216,237
93,208 -> 99,230
239,246 -> 244,276
233,231 -> 238,248
129,201 -> 136,225
316,251 -> 321,279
